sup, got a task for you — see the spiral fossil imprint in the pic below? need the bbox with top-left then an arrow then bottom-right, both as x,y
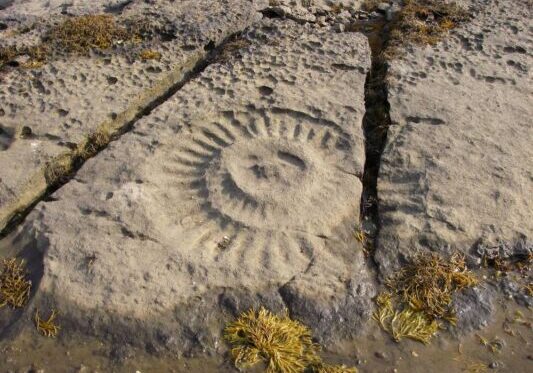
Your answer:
145,108 -> 361,267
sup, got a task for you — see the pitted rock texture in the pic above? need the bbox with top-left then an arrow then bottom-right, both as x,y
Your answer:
0,0 -> 132,16
8,20 -> 373,351
0,0 -> 260,209
376,0 -> 533,274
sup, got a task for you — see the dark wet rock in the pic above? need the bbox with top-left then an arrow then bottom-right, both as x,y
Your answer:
110,344 -> 134,363
279,271 -> 376,343
474,238 -> 533,263
499,278 -> 532,307
452,286 -> 495,334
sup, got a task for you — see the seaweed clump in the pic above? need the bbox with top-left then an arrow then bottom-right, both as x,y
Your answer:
392,0 -> 468,45
364,0 -> 469,58
44,127 -> 111,185
312,364 -> 357,373
213,35 -> 251,65
0,45 -> 18,67
224,307 -> 357,373
0,44 -> 47,69
1,14 -> 137,70
361,0 -> 383,11
46,15 -> 130,54
35,309 -> 60,337
373,292 -> 439,344
139,49 -> 162,61
373,252 -> 478,344
389,252 -> 478,320
0,258 -> 32,309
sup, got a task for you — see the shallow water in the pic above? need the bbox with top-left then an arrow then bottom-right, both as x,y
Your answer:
1,300 -> 531,373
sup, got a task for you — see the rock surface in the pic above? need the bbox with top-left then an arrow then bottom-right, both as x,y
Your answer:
0,0 -> 260,213
0,0 -> 130,16
376,0 -> 533,274
6,19 -> 373,352
0,0 -> 531,370
263,0 -> 378,28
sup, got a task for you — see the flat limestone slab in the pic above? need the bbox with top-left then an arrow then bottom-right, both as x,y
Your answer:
377,0 -> 533,273
0,0 -> 259,211
6,20 -> 372,352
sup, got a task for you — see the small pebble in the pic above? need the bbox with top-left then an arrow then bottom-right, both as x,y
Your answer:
488,361 -> 502,369
378,2 -> 391,12
77,365 -> 89,373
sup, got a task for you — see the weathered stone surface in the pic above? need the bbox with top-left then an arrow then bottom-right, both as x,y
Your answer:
0,0 -> 129,16
264,0 -> 374,28
0,0 -> 260,212
376,0 -> 533,274
6,20 -> 372,352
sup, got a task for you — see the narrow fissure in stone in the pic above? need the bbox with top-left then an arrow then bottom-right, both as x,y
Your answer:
257,9 -> 395,261
351,17 -> 393,254
0,32 -> 251,239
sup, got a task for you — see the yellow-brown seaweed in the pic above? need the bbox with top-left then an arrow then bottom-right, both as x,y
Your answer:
387,252 -> 478,319
224,307 -> 358,373
0,258 -> 31,309
35,309 -> 60,337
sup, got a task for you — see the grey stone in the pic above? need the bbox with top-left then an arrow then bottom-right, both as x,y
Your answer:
386,5 -> 400,21
76,366 -> 90,373
270,5 -> 294,17
499,278 -> 532,307
267,4 -> 317,23
488,361 -> 503,369
264,0 -> 365,25
377,3 -> 390,12
376,0 -> 533,276
452,286 -> 494,334
5,19 -> 372,353
338,10 -> 352,19
0,0 -> 14,11
0,0 -> 261,216
474,238 -> 532,263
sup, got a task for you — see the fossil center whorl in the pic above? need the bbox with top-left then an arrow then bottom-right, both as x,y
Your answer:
208,137 -> 313,201
202,133 -> 357,232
